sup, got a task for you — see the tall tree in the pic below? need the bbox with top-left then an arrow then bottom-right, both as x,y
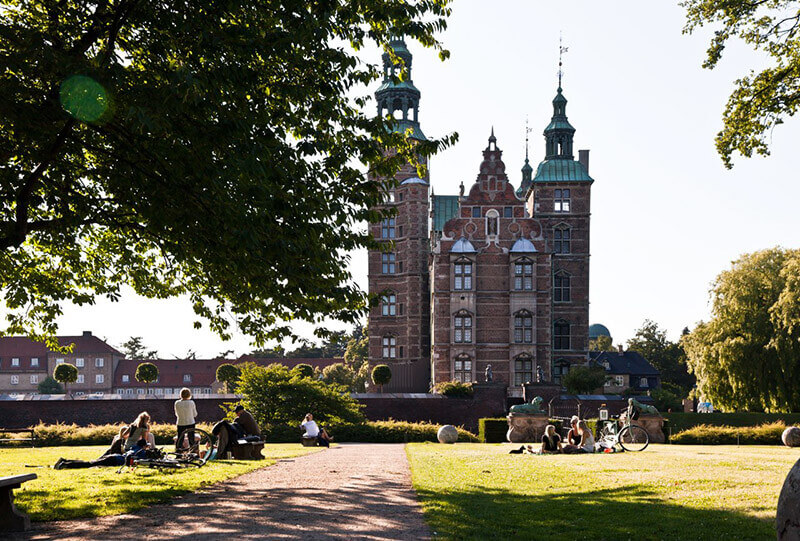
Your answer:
120,336 -> 158,360
683,248 -> 800,412
682,0 -> 800,167
0,1 -> 455,347
627,320 -> 695,393
589,335 -> 614,352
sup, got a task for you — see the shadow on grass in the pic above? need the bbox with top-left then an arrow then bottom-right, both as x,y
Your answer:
415,484 -> 773,541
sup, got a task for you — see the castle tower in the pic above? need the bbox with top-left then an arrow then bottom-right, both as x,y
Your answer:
367,38 -> 431,392
526,85 -> 593,384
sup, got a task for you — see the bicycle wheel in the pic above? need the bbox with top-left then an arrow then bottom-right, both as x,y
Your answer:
618,424 -> 649,452
175,428 -> 218,464
598,422 -> 617,444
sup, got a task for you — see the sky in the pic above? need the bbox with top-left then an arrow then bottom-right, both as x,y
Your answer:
54,0 -> 800,357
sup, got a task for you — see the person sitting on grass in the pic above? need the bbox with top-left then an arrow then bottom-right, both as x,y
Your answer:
124,411 -> 152,452
566,415 -> 581,446
539,424 -> 562,454
563,420 -> 595,454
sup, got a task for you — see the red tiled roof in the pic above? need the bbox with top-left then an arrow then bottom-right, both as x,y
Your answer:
0,333 -> 122,370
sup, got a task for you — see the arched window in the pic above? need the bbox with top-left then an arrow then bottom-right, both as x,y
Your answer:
381,293 -> 397,316
454,354 -> 472,383
514,310 -> 533,344
514,258 -> 534,290
554,320 -> 570,350
382,336 -> 396,359
381,218 -> 396,239
453,310 -> 473,343
454,258 -> 473,290
486,209 -> 499,236
554,271 -> 571,302
553,225 -> 570,254
514,354 -> 534,386
553,359 -> 570,385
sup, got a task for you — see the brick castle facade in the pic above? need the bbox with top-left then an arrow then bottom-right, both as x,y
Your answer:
368,39 -> 593,393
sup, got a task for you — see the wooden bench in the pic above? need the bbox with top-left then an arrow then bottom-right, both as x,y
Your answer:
0,428 -> 36,447
0,474 -> 36,532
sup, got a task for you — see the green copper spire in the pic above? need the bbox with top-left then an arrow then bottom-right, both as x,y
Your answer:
375,37 -> 425,140
543,87 -> 575,160
517,119 -> 534,198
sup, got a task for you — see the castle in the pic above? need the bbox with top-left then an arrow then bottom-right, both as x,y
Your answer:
368,38 -> 593,393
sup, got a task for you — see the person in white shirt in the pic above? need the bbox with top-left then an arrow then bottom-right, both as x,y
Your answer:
174,387 -> 198,452
301,413 -> 331,447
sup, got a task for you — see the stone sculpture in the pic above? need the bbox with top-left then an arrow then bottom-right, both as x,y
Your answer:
509,396 -> 544,414
777,456 -> 800,539
485,364 -> 493,383
437,425 -> 459,444
628,398 -> 659,416
783,426 -> 800,448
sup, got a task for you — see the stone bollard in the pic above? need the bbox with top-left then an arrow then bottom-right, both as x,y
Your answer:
506,413 -> 549,443
636,415 -> 666,444
777,457 -> 800,540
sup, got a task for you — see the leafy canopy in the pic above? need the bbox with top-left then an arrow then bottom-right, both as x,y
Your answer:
53,363 -> 78,384
627,320 -> 695,394
683,248 -> 800,412
134,362 -> 159,384
234,362 -> 365,426
682,0 -> 800,167
37,375 -> 64,394
562,365 -> 607,395
0,1 -> 454,347
120,337 -> 158,360
371,364 -> 392,390
216,363 -> 241,393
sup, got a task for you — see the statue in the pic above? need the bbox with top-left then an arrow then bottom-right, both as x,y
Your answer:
509,395 -> 545,414
628,398 -> 659,416
459,181 -> 465,197
484,364 -> 493,383
536,364 -> 544,383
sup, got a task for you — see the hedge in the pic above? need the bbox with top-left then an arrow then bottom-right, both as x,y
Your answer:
665,412 -> 800,433
478,418 -> 567,443
670,422 -> 788,445
13,420 -> 478,446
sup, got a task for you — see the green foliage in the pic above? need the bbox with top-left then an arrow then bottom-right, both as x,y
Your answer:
292,363 -> 314,379
216,363 -> 241,393
671,422 -> 788,445
321,362 -> 368,393
478,418 -> 508,443
683,248 -> 800,412
120,336 -> 158,360
37,376 -> 63,394
371,364 -> 392,392
682,0 -> 800,167
589,335 -> 614,352
627,320 -> 695,393
260,420 -> 477,443
651,387 -> 683,413
25,422 -> 211,447
434,380 -> 474,398
134,362 -> 159,384
0,1 -> 455,344
234,362 -> 365,427
665,412 -> 800,433
53,363 -> 78,384
562,365 -> 607,395
344,329 -> 369,369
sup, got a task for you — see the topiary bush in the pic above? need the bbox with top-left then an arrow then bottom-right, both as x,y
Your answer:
434,380 -> 474,398
670,421 -> 787,445
371,364 -> 392,392
292,363 -> 314,379
478,418 -> 508,443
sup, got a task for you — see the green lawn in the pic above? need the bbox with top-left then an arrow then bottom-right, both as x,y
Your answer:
406,443 -> 800,540
0,444 -> 321,522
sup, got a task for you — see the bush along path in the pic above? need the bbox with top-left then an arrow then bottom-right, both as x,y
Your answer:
17,443 -> 430,540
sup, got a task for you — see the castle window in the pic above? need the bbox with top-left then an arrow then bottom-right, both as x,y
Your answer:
554,320 -> 570,350
10,375 -> 18,385
388,191 -> 396,203
381,252 -> 396,274
454,310 -> 472,343
454,354 -> 472,383
514,310 -> 533,344
554,271 -> 571,302
554,225 -> 571,254
11,358 -> 19,367
514,258 -> 533,290
381,293 -> 397,316
553,360 -> 570,385
514,355 -> 534,386
381,218 -> 396,239
504,206 -> 513,218
554,189 -> 571,212
30,374 -> 38,385
640,377 -> 648,388
397,192 -> 404,202
454,260 -> 473,290
471,207 -> 481,218
382,336 -> 396,359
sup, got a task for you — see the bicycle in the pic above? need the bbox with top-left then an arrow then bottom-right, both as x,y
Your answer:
123,428 -> 219,471
596,409 -> 650,452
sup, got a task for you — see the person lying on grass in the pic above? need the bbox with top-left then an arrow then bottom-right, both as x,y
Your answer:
53,427 -> 148,470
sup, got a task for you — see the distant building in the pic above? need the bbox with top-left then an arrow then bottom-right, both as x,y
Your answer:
590,349 -> 660,394
588,323 -> 612,343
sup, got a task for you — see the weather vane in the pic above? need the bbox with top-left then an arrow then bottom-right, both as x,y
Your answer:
525,116 -> 532,161
558,32 -> 569,88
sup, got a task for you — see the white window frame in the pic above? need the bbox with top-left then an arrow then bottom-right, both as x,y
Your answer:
453,311 -> 472,343
95,374 -> 104,384
10,375 -> 19,385
615,375 -> 624,386
95,357 -> 104,367
453,355 -> 472,383
183,374 -> 192,383
11,357 -> 19,367
75,357 -> 84,368
554,188 -> 571,213
55,358 -> 65,365
381,293 -> 397,316
514,258 -> 534,291
31,357 -> 39,367
640,377 -> 648,388
122,374 -> 130,383
382,336 -> 397,359
76,374 -> 85,384
30,374 -> 38,384
454,259 -> 473,290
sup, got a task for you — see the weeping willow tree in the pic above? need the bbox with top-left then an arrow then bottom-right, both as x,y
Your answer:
683,248 -> 800,412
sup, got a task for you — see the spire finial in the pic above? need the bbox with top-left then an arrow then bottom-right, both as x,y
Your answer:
489,126 -> 496,143
558,32 -> 569,90
525,116 -> 531,161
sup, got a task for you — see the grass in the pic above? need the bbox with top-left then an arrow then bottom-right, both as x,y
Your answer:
0,444 -> 321,522
406,443 -> 800,540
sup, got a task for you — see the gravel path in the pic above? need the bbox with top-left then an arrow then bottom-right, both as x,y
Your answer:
18,443 -> 431,540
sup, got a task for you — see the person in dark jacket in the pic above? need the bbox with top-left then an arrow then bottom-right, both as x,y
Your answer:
233,405 -> 261,437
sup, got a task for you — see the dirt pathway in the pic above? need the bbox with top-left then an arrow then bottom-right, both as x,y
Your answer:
19,443 -> 431,540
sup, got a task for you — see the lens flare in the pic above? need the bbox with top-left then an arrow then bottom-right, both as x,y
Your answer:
59,75 -> 108,122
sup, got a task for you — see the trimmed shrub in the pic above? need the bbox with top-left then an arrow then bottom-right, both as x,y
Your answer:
24,422 -> 213,447
371,364 -> 392,392
292,363 -> 314,379
434,380 -> 474,398
479,418 -> 508,443
671,422 -> 787,445
665,412 -> 800,432
262,420 -> 478,443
